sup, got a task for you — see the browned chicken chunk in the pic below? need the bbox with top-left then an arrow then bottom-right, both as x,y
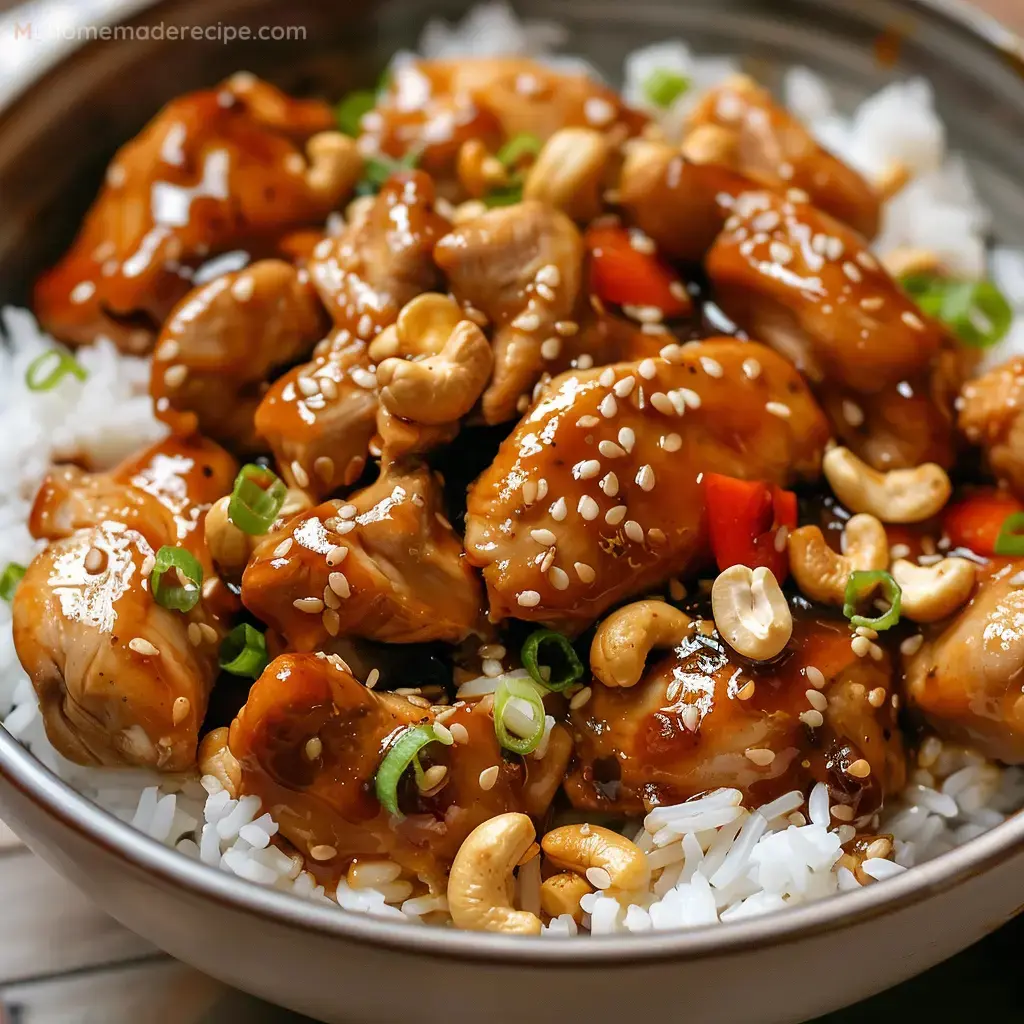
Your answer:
229,652 -> 570,885
241,463 -> 485,650
686,75 -> 881,238
34,75 -> 358,353
464,338 -> 829,630
706,190 -> 965,469
151,260 -> 326,453
569,610 -> 905,815
958,358 -> 1024,498
903,561 -> 1024,763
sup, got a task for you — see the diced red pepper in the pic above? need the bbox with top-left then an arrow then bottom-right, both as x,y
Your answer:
943,490 -> 1024,557
703,473 -> 797,581
585,224 -> 692,317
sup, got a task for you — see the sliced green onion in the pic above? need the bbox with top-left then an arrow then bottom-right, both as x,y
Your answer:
495,132 -> 542,168
521,629 -> 583,692
0,563 -> 26,602
219,624 -> 268,679
642,68 -> 691,108
335,89 -> 377,137
228,464 -> 287,535
901,274 -> 1012,348
494,676 -> 547,755
994,511 -> 1024,556
355,149 -> 421,196
375,723 -> 453,816
25,349 -> 87,392
484,185 -> 523,208
842,570 -> 902,631
150,546 -> 203,613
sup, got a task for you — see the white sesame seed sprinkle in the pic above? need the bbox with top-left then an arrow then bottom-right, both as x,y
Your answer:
699,356 -> 724,378
742,358 -> 761,380
799,709 -> 824,728
650,392 -> 675,416
576,415 -> 600,428
745,748 -> 776,766
806,666 -> 826,689
624,520 -> 644,544
765,401 -> 791,419
605,505 -> 627,526
479,765 -> 500,791
540,337 -> 562,360
598,440 -> 626,459
660,432 -> 682,452
574,561 -> 596,583
550,497 -> 568,522
574,459 -> 602,480
325,545 -> 348,567
531,528 -> 557,546
614,376 -> 636,398
549,567 -> 570,590
599,394 -> 618,419
273,538 -> 294,558
902,310 -> 925,331
128,637 -> 159,657
293,597 -> 325,614
638,358 -> 657,380
806,689 -> 828,712
600,472 -> 619,497
842,261 -> 863,283
291,461 -> 310,488
635,464 -> 656,491
578,495 -> 600,521
517,590 -> 541,608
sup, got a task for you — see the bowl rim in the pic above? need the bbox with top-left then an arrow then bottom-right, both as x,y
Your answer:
1,0 -> 1023,967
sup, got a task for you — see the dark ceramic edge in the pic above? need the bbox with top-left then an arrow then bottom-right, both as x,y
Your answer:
1,0 -> 1023,968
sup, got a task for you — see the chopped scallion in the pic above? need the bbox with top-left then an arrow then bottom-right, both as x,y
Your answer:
494,675 -> 547,755
495,132 -> 542,168
642,68 -> 691,109
355,149 -> 421,196
219,624 -> 268,679
374,723 -> 452,816
150,546 -> 203,613
335,89 -> 377,137
994,511 -> 1024,556
483,185 -> 523,207
901,274 -> 1012,348
521,629 -> 583,692
842,570 -> 902,631
0,563 -> 26,602
25,349 -> 87,392
228,464 -> 287,535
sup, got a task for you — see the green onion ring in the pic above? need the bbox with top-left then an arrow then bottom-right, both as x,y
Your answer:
495,132 -> 542,168
494,676 -> 547,755
642,68 -> 692,108
842,570 -> 902,631
994,511 -> 1024,556
521,629 -> 584,692
335,89 -> 377,137
901,274 -> 1012,348
0,563 -> 27,602
227,464 -> 287,535
150,546 -> 204,613
219,624 -> 268,679
375,724 -> 453,817
25,349 -> 88,392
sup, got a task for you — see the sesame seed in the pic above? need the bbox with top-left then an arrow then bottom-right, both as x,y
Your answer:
614,376 -> 637,399
787,187 -> 811,203
699,356 -> 724,378
856,250 -> 879,271
842,400 -> 865,427
769,241 -> 794,266
325,545 -> 348,567
846,759 -> 872,779
638,358 -> 657,380
773,526 -> 789,552
313,456 -> 335,483
866,838 -> 892,859
365,668 -> 380,689
680,388 -> 702,409
536,283 -> 556,303
482,658 -> 504,678
830,804 -> 854,822
799,709 -> 824,728
291,461 -> 310,488
629,229 -> 656,254
901,310 -> 925,331
531,528 -> 557,546
576,415 -> 600,428
660,343 -> 684,363
868,687 -> 887,708
479,765 -> 500,791
446,722 -> 468,745
309,844 -> 338,862
323,585 -> 341,609
305,736 -> 323,760
555,320 -> 579,336
599,394 -> 618,418
566,685 -> 592,711
617,428 -> 635,454
744,747 -> 776,766
537,263 -> 561,287
549,497 -> 568,522
574,459 -> 602,480
598,440 -> 625,459
537,479 -> 549,500
635,465 -> 656,492
600,472 -> 619,497
522,480 -> 538,505
869,641 -> 884,661
806,666 -> 826,689
825,236 -> 845,261
660,433 -> 682,452
540,337 -> 561,360
765,401 -> 791,419
900,634 -> 924,656
297,375 -> 319,397
605,505 -> 627,526
172,696 -> 191,725
736,680 -> 756,700
860,295 -> 884,311
517,590 -> 541,608
549,567 -> 570,591
842,261 -> 863,283
328,572 -> 351,598
163,365 -> 188,389
854,625 -> 878,640
647,527 -> 666,544
128,637 -> 159,657
141,553 -> 155,578
513,311 -> 541,332
851,635 -> 871,658
806,689 -> 828,712
351,367 -> 377,389
539,548 -> 556,573
741,358 -> 761,380
271,538 -> 293,559
199,623 -> 217,644
681,706 -> 700,732
624,520 -> 644,544
578,495 -> 600,521
293,597 -> 325,614
318,376 -> 338,400
650,392 -> 675,416
323,611 -> 340,636
574,561 -> 596,583
187,623 -> 203,647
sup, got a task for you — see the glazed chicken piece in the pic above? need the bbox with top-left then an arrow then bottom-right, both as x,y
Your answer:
364,57 -> 645,176
229,652 -> 571,885
34,74 -> 359,353
706,190 -> 965,469
903,561 -> 1024,763
150,260 -> 326,453
257,172 -> 448,496
958,358 -> 1024,498
568,610 -> 906,815
685,75 -> 881,238
241,463 -> 484,651
464,338 -> 829,630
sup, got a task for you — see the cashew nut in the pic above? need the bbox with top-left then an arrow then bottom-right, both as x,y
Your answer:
823,446 -> 952,524
891,557 -> 976,623
457,138 -> 508,199
541,824 -> 650,892
590,600 -> 692,688
875,160 -> 912,202
539,872 -> 592,923
447,813 -> 542,934
523,127 -> 611,223
711,565 -> 793,661
198,726 -> 241,798
304,131 -> 364,204
522,723 -> 574,817
788,514 -> 888,606
680,124 -> 740,167
368,293 -> 462,363
377,320 -> 493,425
205,497 -> 254,579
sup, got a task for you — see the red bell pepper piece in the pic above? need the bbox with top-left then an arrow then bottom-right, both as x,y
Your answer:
943,490 -> 1024,557
585,224 -> 692,316
703,473 -> 798,580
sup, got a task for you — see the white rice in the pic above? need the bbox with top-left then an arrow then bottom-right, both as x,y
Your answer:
2,1 -> 1024,935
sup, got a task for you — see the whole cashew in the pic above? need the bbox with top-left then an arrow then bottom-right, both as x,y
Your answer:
541,824 -> 650,892
368,293 -> 463,363
823,446 -> 952,524
304,131 -> 364,205
198,726 -> 241,798
540,872 -> 592,923
447,813 -> 542,934
377,320 -> 494,425
523,127 -> 611,223
590,600 -> 692,688
711,565 -> 793,661
788,514 -> 888,606
891,557 -> 976,623
522,724 -> 574,817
